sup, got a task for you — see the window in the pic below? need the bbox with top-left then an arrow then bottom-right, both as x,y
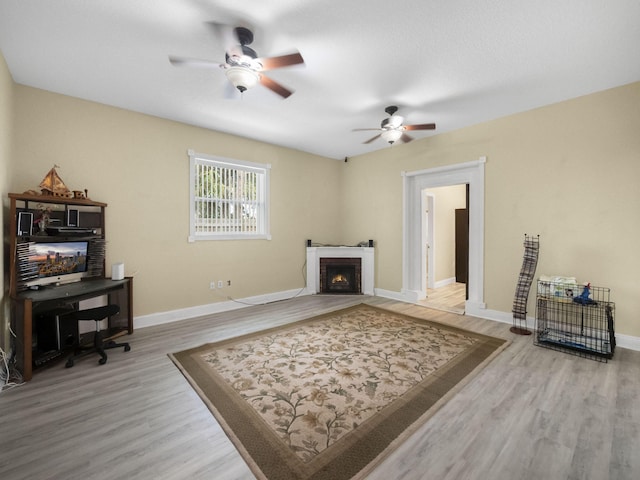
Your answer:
189,150 -> 271,241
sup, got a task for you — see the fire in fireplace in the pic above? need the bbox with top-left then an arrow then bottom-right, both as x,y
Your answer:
319,257 -> 362,294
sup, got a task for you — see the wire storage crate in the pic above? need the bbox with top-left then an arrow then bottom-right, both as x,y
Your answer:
534,281 -> 615,362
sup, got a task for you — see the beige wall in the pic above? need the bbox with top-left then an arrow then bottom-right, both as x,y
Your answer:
343,81 -> 640,337
10,86 -> 344,318
426,185 -> 467,284
0,51 -> 14,351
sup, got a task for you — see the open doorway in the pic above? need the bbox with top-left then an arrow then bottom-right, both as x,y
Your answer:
420,184 -> 468,314
402,157 -> 486,316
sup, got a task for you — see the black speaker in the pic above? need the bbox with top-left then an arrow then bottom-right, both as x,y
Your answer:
17,211 -> 33,236
368,239 -> 374,247
307,239 -> 312,247
58,313 -> 79,349
67,208 -> 79,227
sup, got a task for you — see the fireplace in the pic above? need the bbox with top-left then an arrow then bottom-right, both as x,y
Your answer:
320,258 -> 361,294
306,246 -> 374,296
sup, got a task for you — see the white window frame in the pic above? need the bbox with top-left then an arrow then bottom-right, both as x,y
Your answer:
188,149 -> 271,241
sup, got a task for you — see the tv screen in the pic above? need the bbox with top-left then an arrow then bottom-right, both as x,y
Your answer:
26,241 -> 89,287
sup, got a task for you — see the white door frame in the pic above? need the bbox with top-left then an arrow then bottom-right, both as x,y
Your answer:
402,157 -> 486,314
423,193 -> 436,291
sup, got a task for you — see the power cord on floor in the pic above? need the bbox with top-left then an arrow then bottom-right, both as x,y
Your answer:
1,324 -> 25,393
215,260 -> 309,307
0,346 -> 24,393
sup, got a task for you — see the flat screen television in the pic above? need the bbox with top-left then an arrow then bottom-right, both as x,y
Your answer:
25,241 -> 90,288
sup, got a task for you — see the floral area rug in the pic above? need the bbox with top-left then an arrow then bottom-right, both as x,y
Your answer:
169,303 -> 508,480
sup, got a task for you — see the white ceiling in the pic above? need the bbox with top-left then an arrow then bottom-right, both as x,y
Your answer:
1,0 -> 639,160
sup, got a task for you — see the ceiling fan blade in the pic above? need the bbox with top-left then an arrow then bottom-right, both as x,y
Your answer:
259,52 -> 304,71
400,133 -> 414,143
169,56 -> 222,69
259,75 -> 294,98
404,123 -> 436,131
363,134 -> 382,144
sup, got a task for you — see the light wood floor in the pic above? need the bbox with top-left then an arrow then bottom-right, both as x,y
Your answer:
1,295 -> 639,480
421,282 -> 466,314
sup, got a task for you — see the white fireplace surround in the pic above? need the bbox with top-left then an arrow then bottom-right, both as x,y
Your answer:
306,246 -> 375,295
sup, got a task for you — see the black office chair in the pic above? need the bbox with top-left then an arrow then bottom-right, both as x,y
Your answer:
65,304 -> 131,368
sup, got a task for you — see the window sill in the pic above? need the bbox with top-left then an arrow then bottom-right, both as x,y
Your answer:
188,234 -> 272,242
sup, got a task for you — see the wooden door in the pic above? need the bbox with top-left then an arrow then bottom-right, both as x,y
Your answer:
455,208 -> 469,284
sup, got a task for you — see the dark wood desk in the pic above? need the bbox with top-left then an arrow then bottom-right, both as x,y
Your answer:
12,277 -> 133,380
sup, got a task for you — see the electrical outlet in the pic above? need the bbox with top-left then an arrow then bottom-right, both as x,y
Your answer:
217,280 -> 223,289
227,280 -> 232,286
210,281 -> 216,290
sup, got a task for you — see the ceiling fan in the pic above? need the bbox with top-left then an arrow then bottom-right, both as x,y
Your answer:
169,24 -> 304,98
354,106 -> 436,145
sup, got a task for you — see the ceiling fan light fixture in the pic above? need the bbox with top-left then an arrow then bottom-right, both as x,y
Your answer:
388,115 -> 403,128
225,66 -> 260,93
381,128 -> 403,144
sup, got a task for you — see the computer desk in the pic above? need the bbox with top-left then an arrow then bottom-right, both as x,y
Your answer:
12,277 -> 133,381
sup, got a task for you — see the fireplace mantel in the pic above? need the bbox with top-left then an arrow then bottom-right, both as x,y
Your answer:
306,246 -> 374,295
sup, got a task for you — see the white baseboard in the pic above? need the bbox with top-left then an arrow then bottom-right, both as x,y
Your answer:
133,288 -> 640,352
134,288 -> 310,329
375,288 -> 411,302
434,277 -> 457,289
614,332 -> 640,352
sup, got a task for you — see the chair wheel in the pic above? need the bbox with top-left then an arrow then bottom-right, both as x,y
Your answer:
124,345 -> 131,352
65,359 -> 74,368
99,357 -> 107,365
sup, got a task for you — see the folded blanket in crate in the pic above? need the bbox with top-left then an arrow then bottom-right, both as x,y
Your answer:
538,275 -> 578,298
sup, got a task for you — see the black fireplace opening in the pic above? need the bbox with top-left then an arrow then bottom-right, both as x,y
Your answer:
320,258 -> 362,294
